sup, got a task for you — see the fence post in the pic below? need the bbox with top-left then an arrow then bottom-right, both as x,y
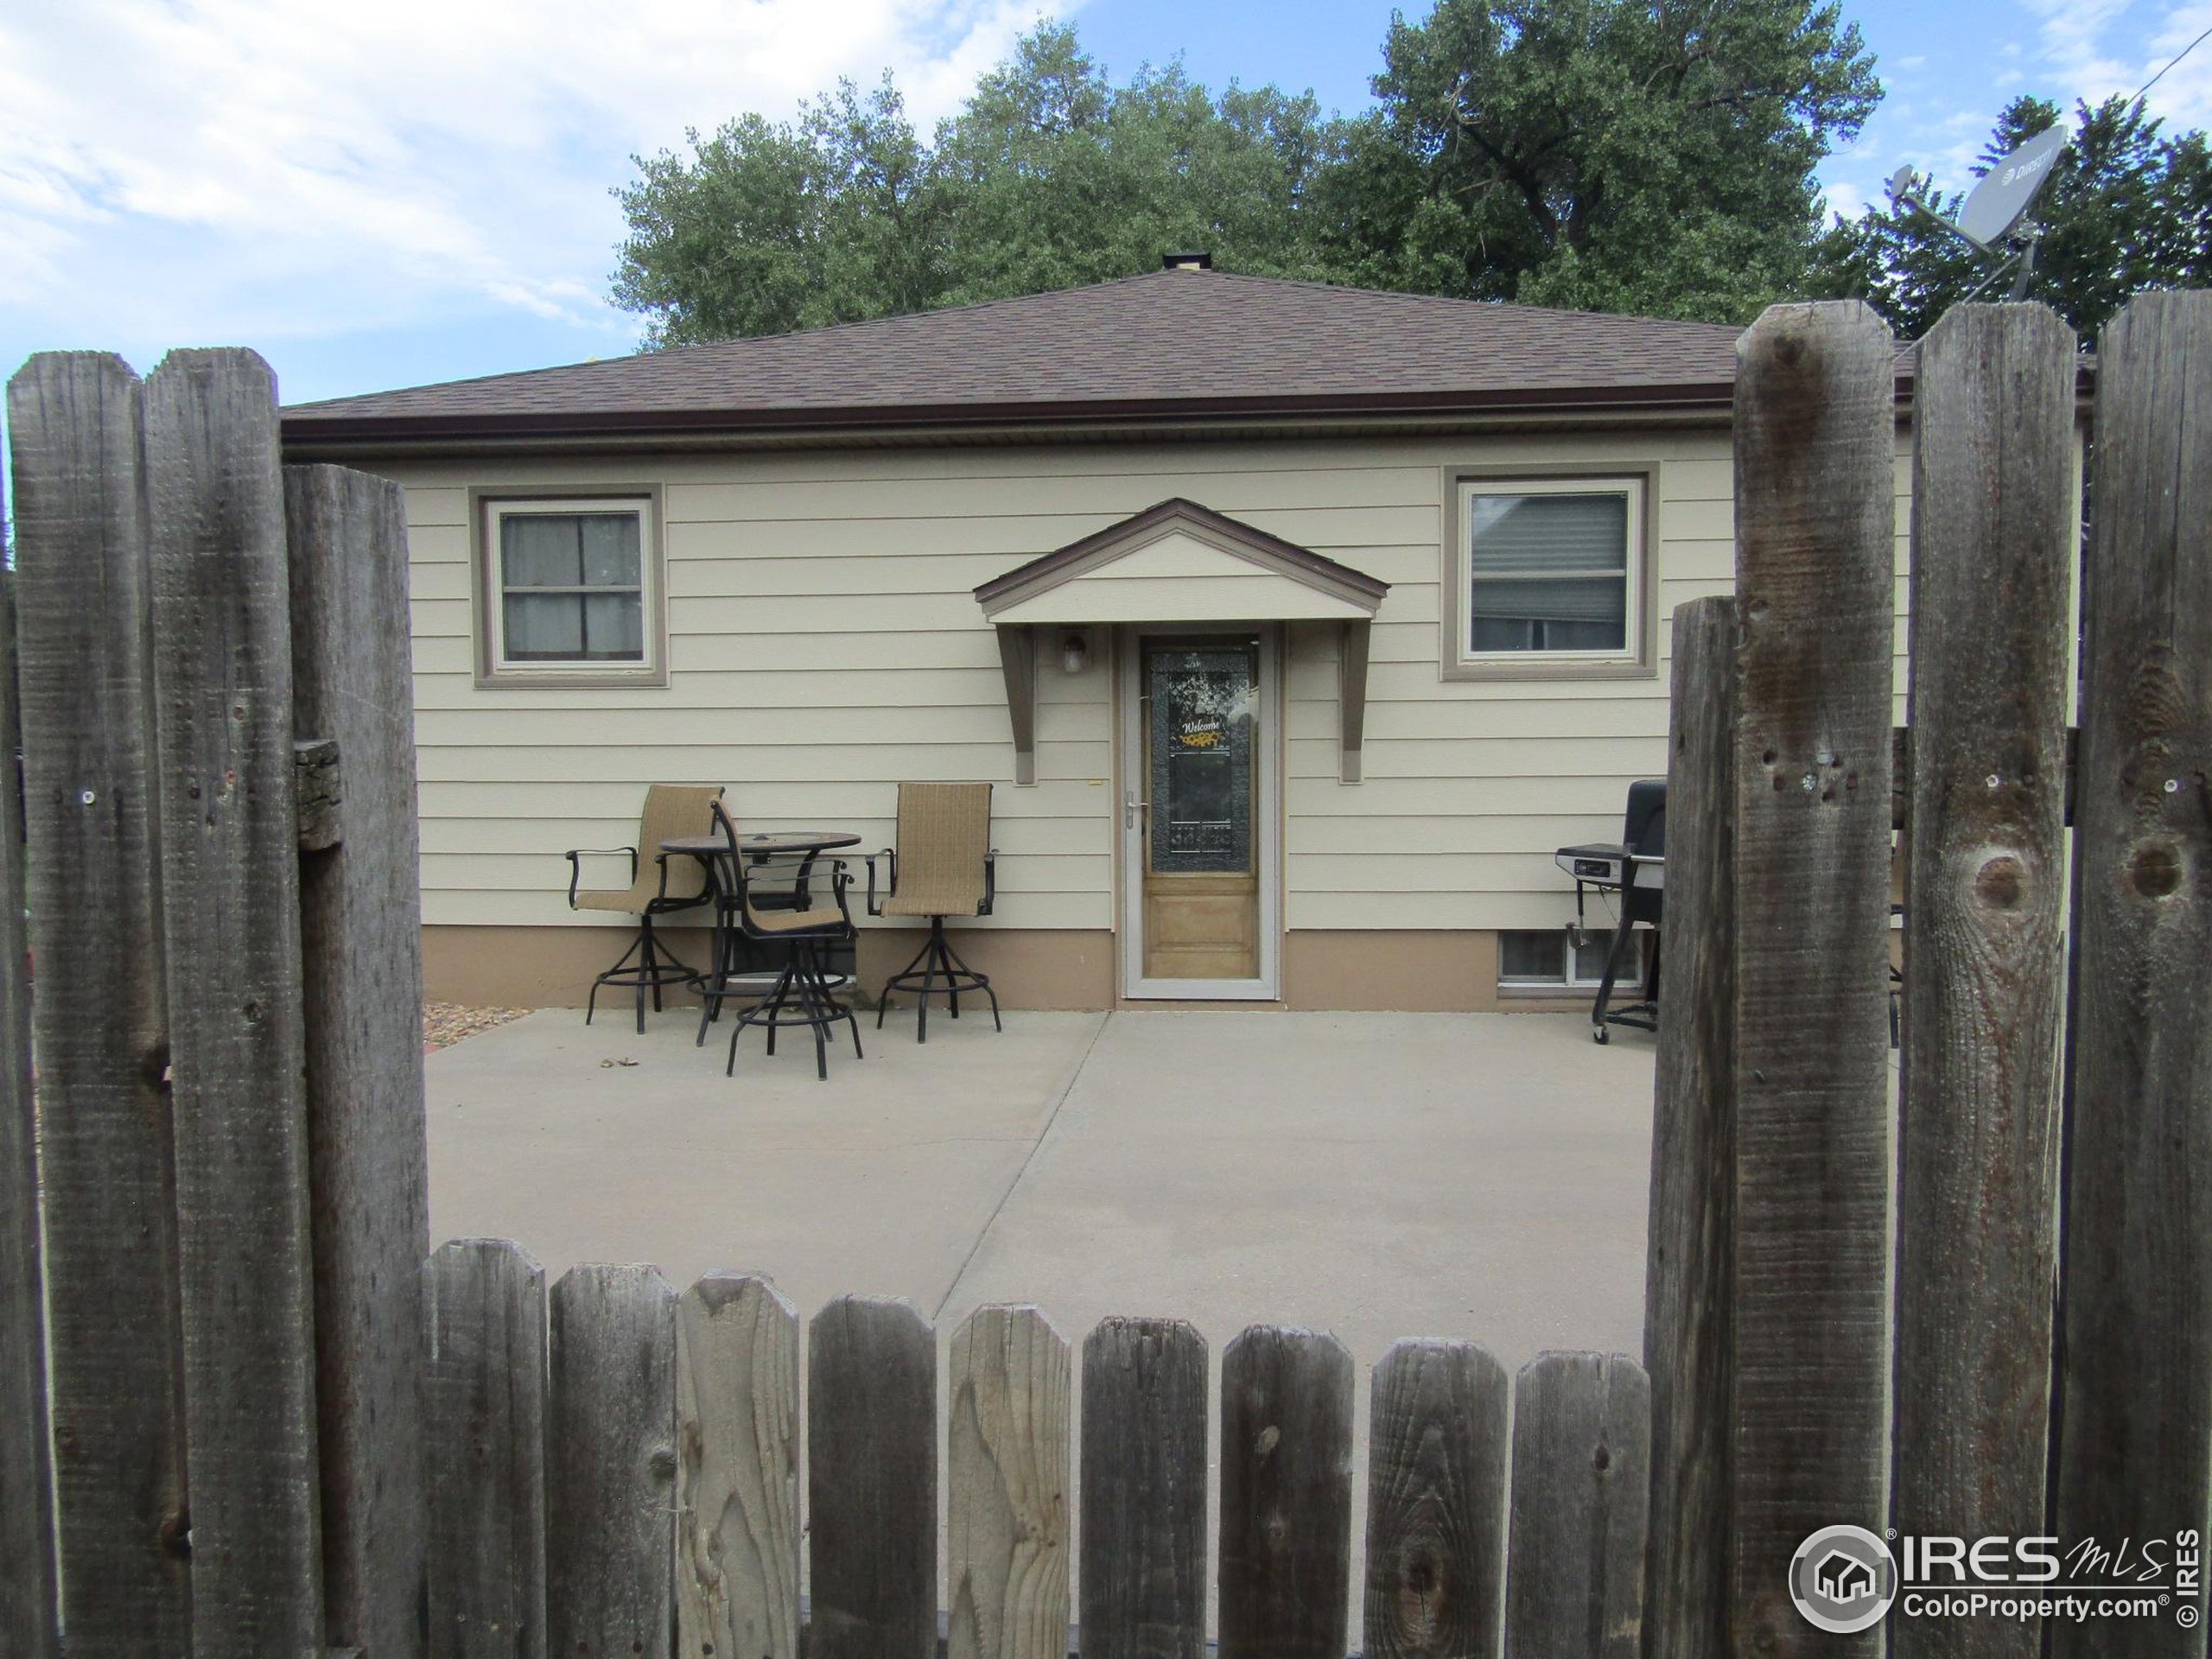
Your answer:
1728,301 -> 1899,1654
424,1239 -> 549,1659
1641,593 -> 1738,1659
2052,289 -> 2212,1655
810,1297 -> 938,1659
1080,1317 -> 1208,1659
1503,1351 -> 1649,1659
1363,1340 -> 1510,1659
949,1305 -> 1071,1659
8,352 -> 192,1654
0,569 -> 59,1658
143,348 -> 325,1656
1217,1327 -> 1355,1659
677,1272 -> 802,1659
286,462 -> 431,1659
1891,303 -> 2077,1659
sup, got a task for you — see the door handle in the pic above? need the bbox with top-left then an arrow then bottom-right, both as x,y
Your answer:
1123,791 -> 1149,830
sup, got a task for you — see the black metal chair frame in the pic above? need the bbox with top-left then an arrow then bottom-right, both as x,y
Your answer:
691,803 -> 850,1046
567,844 -> 708,1034
703,807 -> 862,1081
864,849 -> 999,1043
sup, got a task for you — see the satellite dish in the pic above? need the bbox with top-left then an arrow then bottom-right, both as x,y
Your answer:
1881,124 -> 2069,311
1957,125 -> 2069,246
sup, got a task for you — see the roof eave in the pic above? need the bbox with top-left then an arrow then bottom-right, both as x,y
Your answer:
279,379 -> 1745,453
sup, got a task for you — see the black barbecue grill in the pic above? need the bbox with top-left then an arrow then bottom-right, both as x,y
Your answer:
1553,779 -> 1665,1044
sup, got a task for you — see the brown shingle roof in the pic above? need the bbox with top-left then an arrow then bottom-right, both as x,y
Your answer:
283,268 -> 1757,446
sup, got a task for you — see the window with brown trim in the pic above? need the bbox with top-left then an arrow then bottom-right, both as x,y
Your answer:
477,493 -> 664,685
1443,473 -> 1652,680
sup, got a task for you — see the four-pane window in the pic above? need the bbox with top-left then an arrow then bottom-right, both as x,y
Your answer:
482,498 -> 656,678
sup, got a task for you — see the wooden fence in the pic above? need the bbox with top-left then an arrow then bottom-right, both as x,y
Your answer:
1,290 -> 2207,1659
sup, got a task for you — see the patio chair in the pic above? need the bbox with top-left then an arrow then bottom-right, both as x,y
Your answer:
866,782 -> 1000,1042
692,800 -> 855,1046
707,803 -> 864,1081
567,783 -> 722,1033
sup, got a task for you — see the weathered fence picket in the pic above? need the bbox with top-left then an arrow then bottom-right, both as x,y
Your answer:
1218,1327 -> 1356,1659
1891,302 -> 2077,1659
1728,302 -> 1898,1656
424,1239 -> 549,1659
1641,593 -> 1738,1659
2052,289 -> 2212,1656
0,569 -> 58,1659
9,352 -> 191,1656
1362,1339 -> 1509,1659
677,1272 -> 803,1659
145,347 -> 327,1659
948,1305 -> 1071,1659
810,1297 -> 938,1659
1503,1351 -> 1649,1659
548,1265 -> 678,1659
287,461 -> 432,1659
1079,1317 -> 1210,1659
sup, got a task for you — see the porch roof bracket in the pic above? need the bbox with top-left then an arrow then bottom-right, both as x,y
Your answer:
1340,618 -> 1371,785
996,624 -> 1038,786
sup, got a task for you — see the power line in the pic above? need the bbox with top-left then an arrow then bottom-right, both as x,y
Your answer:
2134,20 -> 2212,105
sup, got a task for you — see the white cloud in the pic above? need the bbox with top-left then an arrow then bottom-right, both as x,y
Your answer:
1821,179 -> 1869,224
2139,1 -> 2212,125
0,0 -> 1066,350
2024,0 -> 2212,125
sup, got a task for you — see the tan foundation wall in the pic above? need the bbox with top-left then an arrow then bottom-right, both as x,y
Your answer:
424,924 -> 1589,1014
423,924 -> 1116,1011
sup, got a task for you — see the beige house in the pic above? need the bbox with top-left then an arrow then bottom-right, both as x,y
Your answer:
281,262 -> 1915,1012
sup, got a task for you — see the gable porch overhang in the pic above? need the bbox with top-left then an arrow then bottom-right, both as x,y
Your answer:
973,499 -> 1388,785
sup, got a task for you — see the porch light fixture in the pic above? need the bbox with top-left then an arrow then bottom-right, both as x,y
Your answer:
1060,631 -> 1089,675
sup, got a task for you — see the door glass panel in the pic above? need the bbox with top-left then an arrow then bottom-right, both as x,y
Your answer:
1147,642 -> 1256,875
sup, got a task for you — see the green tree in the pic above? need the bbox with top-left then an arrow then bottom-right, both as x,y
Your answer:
1319,0 -> 1880,322
1808,95 -> 2212,340
611,76 -> 937,347
933,26 -> 1340,302
611,22 -> 1338,346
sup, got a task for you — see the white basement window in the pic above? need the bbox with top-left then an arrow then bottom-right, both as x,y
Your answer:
1450,477 -> 1646,675
1499,927 -> 1639,990
480,496 -> 662,684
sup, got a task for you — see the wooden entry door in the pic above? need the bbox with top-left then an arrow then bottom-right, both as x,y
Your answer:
1122,631 -> 1278,998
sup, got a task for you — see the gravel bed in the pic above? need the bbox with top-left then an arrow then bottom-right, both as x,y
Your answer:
423,1001 -> 531,1053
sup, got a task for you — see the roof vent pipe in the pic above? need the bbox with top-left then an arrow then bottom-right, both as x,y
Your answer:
1161,251 -> 1213,270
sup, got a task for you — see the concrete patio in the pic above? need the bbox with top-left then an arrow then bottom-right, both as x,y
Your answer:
428,1005 -> 1656,1369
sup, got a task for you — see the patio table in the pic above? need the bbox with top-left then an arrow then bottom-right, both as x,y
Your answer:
661,830 -> 864,1042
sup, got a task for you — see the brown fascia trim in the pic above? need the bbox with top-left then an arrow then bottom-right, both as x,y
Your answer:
276,360 -> 2092,458
974,496 -> 1392,608
280,378 -> 1745,452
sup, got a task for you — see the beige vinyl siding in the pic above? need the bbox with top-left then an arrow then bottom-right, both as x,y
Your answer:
381,429 -> 1919,937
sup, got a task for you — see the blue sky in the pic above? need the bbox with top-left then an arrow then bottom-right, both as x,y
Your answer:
2,0 -> 2206,408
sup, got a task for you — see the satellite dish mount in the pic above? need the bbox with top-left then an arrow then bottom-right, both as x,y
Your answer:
1884,124 -> 2069,308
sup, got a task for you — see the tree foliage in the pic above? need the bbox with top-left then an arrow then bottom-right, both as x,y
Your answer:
1323,0 -> 1879,321
612,23 -> 1336,346
1808,95 -> 2212,340
612,7 -> 2206,348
